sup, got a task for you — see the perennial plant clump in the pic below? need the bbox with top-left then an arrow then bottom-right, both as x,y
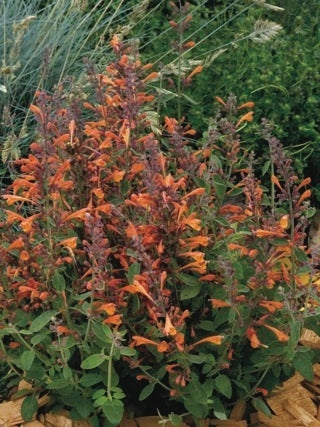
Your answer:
0,34 -> 319,425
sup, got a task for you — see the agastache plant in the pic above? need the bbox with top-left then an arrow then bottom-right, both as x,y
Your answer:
0,31 -> 318,425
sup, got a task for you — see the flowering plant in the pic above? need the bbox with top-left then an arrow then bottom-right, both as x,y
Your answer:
0,35 -> 319,425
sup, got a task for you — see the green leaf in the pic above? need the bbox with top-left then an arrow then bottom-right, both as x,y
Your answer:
289,321 -> 301,347
46,377 -> 69,389
169,413 -> 183,426
176,273 -> 200,287
81,353 -> 107,370
92,322 -> 112,342
212,397 -> 227,420
92,389 -> 106,400
215,375 -> 232,399
293,351 -> 314,381
52,271 -> 66,291
79,373 -> 103,387
180,284 -> 201,300
213,175 -> 227,200
139,383 -> 155,401
72,291 -> 92,300
127,262 -> 141,284
262,160 -> 271,176
186,380 -> 208,403
30,333 -> 50,346
21,350 -> 35,371
119,347 -> 136,357
21,395 -> 38,422
102,400 -> 124,426
75,398 -> 94,419
182,92 -> 199,105
183,398 -> 208,419
252,397 -> 272,417
29,311 -> 58,333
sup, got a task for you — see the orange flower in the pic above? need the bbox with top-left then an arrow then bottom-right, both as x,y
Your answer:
236,111 -> 254,127
181,213 -> 201,231
262,324 -> 289,342
254,229 -> 286,238
20,250 -> 30,261
186,65 -> 203,81
297,177 -> 311,190
103,314 -> 122,326
164,116 -> 178,134
256,388 -> 269,397
57,237 -> 78,250
215,96 -> 226,107
56,326 -> 74,335
271,175 -> 283,191
183,41 -> 196,48
132,336 -> 160,348
237,101 -> 255,110
210,299 -> 231,308
112,170 -> 126,182
259,300 -> 283,313
179,235 -> 209,249
246,327 -> 261,349
199,274 -> 216,281
20,214 -> 40,233
92,188 -> 104,199
9,341 -> 21,349
279,215 -> 290,230
97,303 -> 116,315
163,313 -> 177,336
4,210 -> 25,223
158,341 -> 169,353
190,335 -> 224,349
298,189 -> 311,205
110,34 -> 120,51
182,188 -> 205,200
180,251 -> 207,274
3,195 -> 36,205
7,237 -> 25,251
63,208 -> 88,222
142,72 -> 158,83
227,243 -> 249,256
120,279 -> 154,303
126,222 -> 138,239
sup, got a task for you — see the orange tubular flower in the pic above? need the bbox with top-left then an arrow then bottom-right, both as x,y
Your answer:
163,313 -> 177,336
7,237 -> 25,251
132,336 -> 168,353
246,327 -> 262,349
262,324 -> 289,342
189,335 -> 224,349
120,279 -> 154,303
237,101 -> 255,110
103,314 -> 122,326
97,303 -> 116,315
254,229 -> 286,238
210,299 -> 231,308
186,65 -> 203,81
236,111 -> 254,127
57,237 -> 78,250
181,213 -> 202,231
259,300 -> 283,313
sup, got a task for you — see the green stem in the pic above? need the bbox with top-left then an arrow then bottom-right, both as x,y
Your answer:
0,339 -> 24,380
107,340 -> 115,400
11,326 -> 52,367
247,364 -> 271,398
177,0 -> 183,122
270,161 -> 275,216
137,364 -> 171,392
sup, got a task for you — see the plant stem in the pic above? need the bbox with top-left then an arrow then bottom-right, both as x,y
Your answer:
107,340 -> 115,400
